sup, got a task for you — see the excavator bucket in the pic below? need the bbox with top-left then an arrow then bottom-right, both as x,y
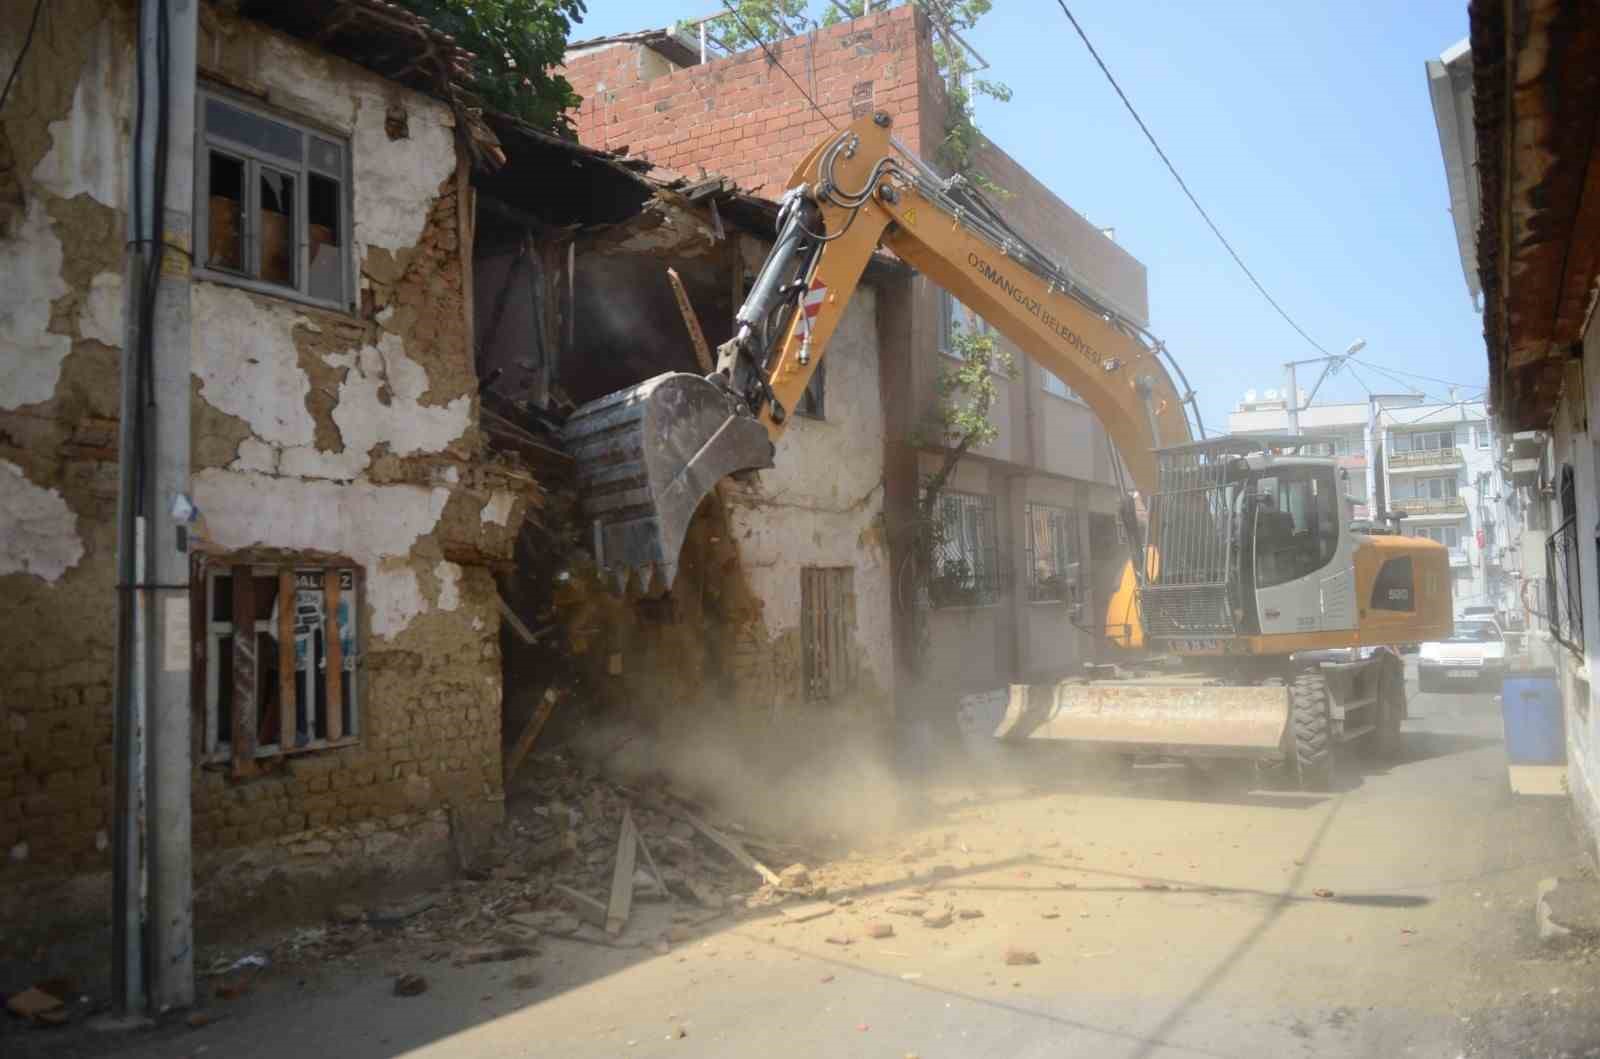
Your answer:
562,372 -> 774,592
984,679 -> 1290,759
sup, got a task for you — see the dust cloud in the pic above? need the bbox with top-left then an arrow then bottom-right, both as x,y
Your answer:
566,702 -> 932,848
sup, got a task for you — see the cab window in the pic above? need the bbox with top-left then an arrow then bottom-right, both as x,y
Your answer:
1253,468 -> 1340,588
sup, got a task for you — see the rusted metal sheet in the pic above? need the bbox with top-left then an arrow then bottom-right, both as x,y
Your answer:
994,680 -> 1289,757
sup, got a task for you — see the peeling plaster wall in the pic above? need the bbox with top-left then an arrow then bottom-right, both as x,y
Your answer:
721,289 -> 893,714
0,459 -> 85,580
0,1 -> 534,929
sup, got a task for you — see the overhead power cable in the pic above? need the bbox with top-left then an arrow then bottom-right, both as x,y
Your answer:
1052,0 -> 1338,360
718,0 -> 838,130
0,0 -> 48,113
1346,355 -> 1485,393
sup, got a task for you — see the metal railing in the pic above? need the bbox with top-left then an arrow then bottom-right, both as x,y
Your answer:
1390,447 -> 1464,468
1392,496 -> 1468,515
1547,513 -> 1584,655
1144,450 -> 1235,637
929,491 -> 1008,608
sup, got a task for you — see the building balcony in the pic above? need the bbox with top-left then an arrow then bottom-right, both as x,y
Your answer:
1393,496 -> 1468,516
1389,447 -> 1464,471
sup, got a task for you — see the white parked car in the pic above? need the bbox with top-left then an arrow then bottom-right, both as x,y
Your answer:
1418,618 -> 1507,692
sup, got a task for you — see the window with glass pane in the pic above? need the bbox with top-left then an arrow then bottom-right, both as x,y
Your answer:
198,90 -> 349,307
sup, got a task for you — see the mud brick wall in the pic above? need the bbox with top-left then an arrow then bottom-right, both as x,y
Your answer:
0,0 -> 532,933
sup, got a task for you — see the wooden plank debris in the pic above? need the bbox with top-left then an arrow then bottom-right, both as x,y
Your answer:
665,267 -> 715,373
683,811 -> 782,886
607,808 -> 639,935
230,567 -> 258,777
324,569 -> 344,741
504,688 -> 558,784
496,593 -> 543,645
277,568 -> 296,750
553,883 -> 608,929
635,829 -> 674,904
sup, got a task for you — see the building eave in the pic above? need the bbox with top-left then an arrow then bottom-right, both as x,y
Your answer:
1471,0 -> 1600,433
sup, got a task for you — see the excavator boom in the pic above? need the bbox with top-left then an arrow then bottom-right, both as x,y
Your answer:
565,111 -> 1194,605
562,111 -> 1449,785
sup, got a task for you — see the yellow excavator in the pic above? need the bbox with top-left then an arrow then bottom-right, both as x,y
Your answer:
563,112 -> 1453,787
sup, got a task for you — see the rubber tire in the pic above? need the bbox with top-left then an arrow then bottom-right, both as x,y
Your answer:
1373,651 -> 1405,760
1290,670 -> 1335,790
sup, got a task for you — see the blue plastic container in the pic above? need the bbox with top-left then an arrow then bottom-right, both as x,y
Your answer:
1501,669 -> 1566,765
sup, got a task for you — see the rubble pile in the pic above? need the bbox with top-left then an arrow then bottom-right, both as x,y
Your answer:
258,753 -> 828,970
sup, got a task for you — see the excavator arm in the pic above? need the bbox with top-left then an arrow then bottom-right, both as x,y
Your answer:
564,112 -> 1197,633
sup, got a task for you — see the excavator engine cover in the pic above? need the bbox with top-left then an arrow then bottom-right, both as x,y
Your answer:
562,372 -> 774,591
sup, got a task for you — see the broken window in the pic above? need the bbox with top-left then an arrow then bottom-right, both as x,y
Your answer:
801,567 -> 855,702
196,89 -> 351,310
1025,503 -> 1080,603
202,563 -> 360,775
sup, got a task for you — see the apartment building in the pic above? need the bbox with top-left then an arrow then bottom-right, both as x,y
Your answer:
1227,391 -> 1517,612
560,5 -> 1141,695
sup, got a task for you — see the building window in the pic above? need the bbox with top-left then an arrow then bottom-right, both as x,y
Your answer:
1391,428 -> 1456,453
1025,503 -> 1080,603
1396,475 -> 1459,500
196,89 -> 352,310
1041,369 -> 1082,402
930,491 -> 1003,607
800,566 -> 855,702
796,360 -> 826,418
1406,525 -> 1462,548
203,563 -> 360,775
1474,423 -> 1491,449
939,291 -> 990,357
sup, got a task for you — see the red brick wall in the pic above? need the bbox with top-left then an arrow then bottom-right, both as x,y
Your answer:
562,6 -> 942,197
561,5 -> 1146,321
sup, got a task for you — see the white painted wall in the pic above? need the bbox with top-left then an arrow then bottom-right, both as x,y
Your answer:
182,26 -> 470,641
723,288 -> 893,705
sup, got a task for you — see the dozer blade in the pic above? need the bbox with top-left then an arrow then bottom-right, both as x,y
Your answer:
990,680 -> 1290,758
561,372 -> 774,592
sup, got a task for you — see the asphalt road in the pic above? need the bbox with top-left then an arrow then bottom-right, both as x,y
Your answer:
25,663 -> 1600,1059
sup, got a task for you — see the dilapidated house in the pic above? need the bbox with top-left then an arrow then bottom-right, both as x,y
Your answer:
1,0 -> 908,955
0,0 -> 541,940
478,150 -> 905,728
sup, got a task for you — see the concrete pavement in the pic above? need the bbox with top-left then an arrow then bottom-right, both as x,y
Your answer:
15,664 -> 1600,1058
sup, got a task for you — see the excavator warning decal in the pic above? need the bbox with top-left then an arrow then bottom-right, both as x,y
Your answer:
798,279 -> 828,337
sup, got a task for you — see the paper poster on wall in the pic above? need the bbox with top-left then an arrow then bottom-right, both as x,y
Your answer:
270,570 -> 357,671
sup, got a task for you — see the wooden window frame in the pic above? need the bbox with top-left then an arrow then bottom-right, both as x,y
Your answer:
200,562 -> 362,775
801,566 -> 855,702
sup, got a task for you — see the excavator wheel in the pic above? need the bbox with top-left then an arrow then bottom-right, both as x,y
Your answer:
1373,650 -> 1406,760
1289,670 -> 1335,790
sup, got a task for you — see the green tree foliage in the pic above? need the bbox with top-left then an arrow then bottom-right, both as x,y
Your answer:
916,322 -> 1016,523
395,0 -> 588,132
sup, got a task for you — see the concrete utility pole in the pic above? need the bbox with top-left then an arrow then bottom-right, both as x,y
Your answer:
113,0 -> 197,1016
1366,393 -> 1415,524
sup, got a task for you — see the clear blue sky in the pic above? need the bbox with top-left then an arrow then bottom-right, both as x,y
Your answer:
570,1 -> 1484,432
